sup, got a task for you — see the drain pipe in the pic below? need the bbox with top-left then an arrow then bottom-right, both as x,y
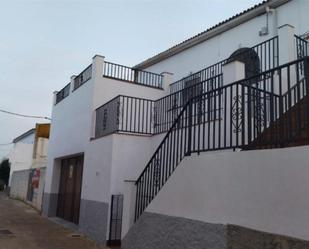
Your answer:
259,6 -> 277,36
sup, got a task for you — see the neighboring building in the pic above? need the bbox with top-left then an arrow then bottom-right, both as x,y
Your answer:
43,0 -> 309,248
9,124 -> 50,211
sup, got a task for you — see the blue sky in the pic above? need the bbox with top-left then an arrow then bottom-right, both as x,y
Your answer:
0,0 -> 262,159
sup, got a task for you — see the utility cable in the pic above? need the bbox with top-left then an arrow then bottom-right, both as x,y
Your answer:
0,109 -> 51,120
0,143 -> 12,146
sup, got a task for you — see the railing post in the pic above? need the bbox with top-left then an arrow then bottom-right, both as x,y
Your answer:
70,75 -> 76,92
116,96 -> 121,132
92,54 -> 105,80
53,91 -> 59,105
222,60 -> 245,148
278,24 -> 296,65
186,99 -> 193,156
279,96 -> 284,147
161,71 -> 174,92
133,69 -> 138,83
91,55 -> 105,139
303,57 -> 309,143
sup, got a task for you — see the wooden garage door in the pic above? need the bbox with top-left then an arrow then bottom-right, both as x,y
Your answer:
57,155 -> 83,224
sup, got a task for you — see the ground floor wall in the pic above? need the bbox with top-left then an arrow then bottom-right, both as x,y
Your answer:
145,145 -> 309,242
29,167 -> 46,210
10,169 -> 30,201
42,131 -> 166,245
122,212 -> 309,249
10,167 -> 46,211
42,137 -> 112,244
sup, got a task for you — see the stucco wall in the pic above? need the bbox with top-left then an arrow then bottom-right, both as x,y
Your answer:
17,132 -> 35,144
123,212 -> 309,249
31,167 -> 46,210
147,145 -> 309,241
44,57 -> 171,243
8,143 -> 33,186
81,132 -> 166,240
143,0 -> 309,82
93,77 -> 166,111
10,169 -> 30,201
44,0 -> 309,244
109,134 -> 163,238
45,78 -> 95,194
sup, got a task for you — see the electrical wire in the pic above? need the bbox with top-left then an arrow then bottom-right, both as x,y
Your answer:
0,143 -> 12,146
0,109 -> 51,120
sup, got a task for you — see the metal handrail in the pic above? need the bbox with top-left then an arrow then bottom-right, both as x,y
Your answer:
103,61 -> 163,89
134,57 -> 309,220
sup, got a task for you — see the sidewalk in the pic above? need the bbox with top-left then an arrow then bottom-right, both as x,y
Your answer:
0,192 -> 108,249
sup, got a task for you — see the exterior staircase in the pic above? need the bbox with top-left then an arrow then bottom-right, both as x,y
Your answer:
245,79 -> 309,150
134,57 -> 309,221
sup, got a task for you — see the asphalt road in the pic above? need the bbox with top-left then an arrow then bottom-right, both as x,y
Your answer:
0,192 -> 107,249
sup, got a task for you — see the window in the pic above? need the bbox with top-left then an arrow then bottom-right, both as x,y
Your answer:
182,75 -> 202,105
227,47 -> 260,83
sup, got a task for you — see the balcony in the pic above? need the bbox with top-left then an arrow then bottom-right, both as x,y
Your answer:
103,61 -> 163,89
55,64 -> 92,105
94,74 -> 223,138
55,59 -> 164,105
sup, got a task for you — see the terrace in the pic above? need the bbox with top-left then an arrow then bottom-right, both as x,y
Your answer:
54,61 -> 164,105
94,34 -> 309,140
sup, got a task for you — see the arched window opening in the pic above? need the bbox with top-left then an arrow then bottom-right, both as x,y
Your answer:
227,47 -> 260,81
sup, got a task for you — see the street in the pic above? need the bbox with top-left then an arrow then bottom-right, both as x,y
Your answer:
0,192 -> 107,249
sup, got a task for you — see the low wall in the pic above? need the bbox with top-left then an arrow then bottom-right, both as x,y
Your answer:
146,145 -> 309,241
123,212 -> 309,249
10,169 -> 30,201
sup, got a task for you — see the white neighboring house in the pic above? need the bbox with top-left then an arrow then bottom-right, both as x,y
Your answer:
9,124 -> 50,211
8,128 -> 35,191
44,0 -> 309,248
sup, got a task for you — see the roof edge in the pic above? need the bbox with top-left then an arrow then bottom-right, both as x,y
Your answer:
134,0 -> 290,70
13,128 -> 36,143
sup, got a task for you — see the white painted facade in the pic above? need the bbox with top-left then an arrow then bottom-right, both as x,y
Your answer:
8,131 -> 35,186
44,54 -> 169,241
32,137 -> 49,169
8,126 -> 49,210
147,145 -> 309,241
141,0 -> 309,80
44,0 -> 309,245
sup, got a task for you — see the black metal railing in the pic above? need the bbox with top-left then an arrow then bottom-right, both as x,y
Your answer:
295,35 -> 308,75
95,96 -> 121,137
169,63 -> 224,93
95,75 -> 223,138
169,36 -> 279,93
74,64 -> 92,90
56,83 -> 70,104
135,57 -> 309,220
95,95 -> 154,138
103,61 -> 163,89
154,74 -> 222,133
295,35 -> 308,59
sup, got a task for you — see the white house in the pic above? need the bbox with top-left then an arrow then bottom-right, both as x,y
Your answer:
8,128 -> 35,189
43,0 -> 309,248
9,124 -> 50,211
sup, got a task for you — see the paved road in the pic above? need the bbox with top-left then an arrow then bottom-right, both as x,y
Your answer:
0,192 -> 107,249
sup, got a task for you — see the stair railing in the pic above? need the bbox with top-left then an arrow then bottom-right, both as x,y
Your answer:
134,81 -> 280,220
135,57 -> 309,220
134,98 -> 192,220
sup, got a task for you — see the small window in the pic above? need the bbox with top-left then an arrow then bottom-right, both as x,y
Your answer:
182,75 -> 202,105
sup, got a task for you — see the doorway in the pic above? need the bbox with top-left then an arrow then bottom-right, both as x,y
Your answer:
57,155 -> 83,224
